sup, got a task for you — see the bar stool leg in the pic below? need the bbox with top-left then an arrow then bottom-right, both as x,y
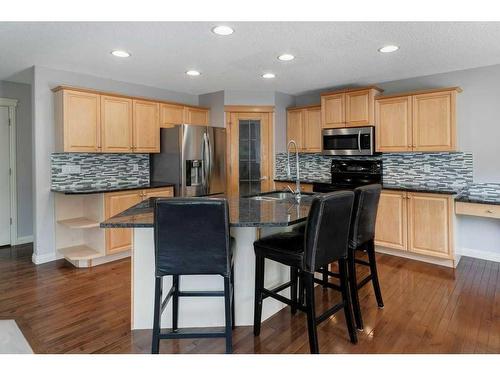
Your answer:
151,276 -> 163,354
367,240 -> 384,308
304,272 -> 319,354
172,275 -> 179,331
253,254 -> 265,336
298,270 -> 304,309
339,259 -> 358,344
322,266 -> 328,289
348,250 -> 363,330
224,276 -> 233,354
290,267 -> 298,315
231,265 -> 235,329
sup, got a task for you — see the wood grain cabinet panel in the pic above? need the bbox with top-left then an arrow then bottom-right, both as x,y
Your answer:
160,103 -> 184,127
101,96 -> 133,153
375,96 -> 412,152
133,100 -> 160,153
104,190 -> 143,254
287,109 -> 304,150
375,190 -> 408,250
185,107 -> 209,126
407,192 -> 453,259
346,89 -> 372,126
321,93 -> 345,128
304,107 -> 322,152
57,90 -> 101,152
412,91 -> 456,151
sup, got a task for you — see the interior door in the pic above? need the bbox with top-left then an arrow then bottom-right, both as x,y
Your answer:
227,112 -> 273,196
0,107 -> 10,246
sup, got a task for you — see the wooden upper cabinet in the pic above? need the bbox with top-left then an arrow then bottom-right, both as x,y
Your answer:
375,96 -> 412,152
185,107 -> 209,126
407,192 -> 453,259
321,93 -> 345,128
346,89 -> 376,126
133,100 -> 160,153
160,103 -> 184,127
55,89 -> 101,152
100,96 -> 133,153
287,109 -> 304,150
375,190 -> 408,251
412,90 -> 456,151
304,107 -> 322,152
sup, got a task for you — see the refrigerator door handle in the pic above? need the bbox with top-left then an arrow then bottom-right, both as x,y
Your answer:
203,132 -> 210,194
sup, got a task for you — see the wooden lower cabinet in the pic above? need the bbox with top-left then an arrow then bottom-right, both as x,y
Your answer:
407,192 -> 454,259
274,181 -> 314,193
375,190 -> 454,260
374,190 -> 408,250
104,187 -> 174,254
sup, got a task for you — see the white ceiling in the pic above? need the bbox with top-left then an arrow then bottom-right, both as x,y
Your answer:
1,22 -> 500,95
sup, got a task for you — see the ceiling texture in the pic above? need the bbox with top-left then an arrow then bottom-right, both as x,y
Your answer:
1,22 -> 500,95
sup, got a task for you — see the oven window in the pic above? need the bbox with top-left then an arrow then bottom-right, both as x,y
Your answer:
323,134 -> 359,150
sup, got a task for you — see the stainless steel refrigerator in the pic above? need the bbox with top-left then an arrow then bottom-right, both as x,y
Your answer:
150,125 -> 226,197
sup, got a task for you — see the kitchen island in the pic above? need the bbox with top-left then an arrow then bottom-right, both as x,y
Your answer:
101,192 -> 315,329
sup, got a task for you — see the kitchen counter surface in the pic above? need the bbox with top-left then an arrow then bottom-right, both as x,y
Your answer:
381,184 -> 461,195
274,178 -> 331,185
51,181 -> 176,195
101,192 -> 316,228
455,192 -> 500,205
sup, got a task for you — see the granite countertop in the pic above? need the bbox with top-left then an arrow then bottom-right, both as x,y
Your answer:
100,192 -> 316,228
51,181 -> 176,194
274,178 -> 332,184
381,184 -> 461,195
455,191 -> 500,205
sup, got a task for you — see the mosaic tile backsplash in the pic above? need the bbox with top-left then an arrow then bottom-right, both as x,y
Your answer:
275,152 -> 473,190
51,153 -> 150,192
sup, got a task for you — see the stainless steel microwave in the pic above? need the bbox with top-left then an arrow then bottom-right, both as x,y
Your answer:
322,126 -> 375,156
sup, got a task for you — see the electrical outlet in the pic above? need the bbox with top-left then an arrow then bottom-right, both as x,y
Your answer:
424,164 -> 431,173
132,164 -> 139,172
61,165 -> 81,174
304,162 -> 311,169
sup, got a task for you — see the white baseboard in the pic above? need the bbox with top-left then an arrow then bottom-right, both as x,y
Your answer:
457,247 -> 500,263
32,252 -> 64,265
16,235 -> 33,245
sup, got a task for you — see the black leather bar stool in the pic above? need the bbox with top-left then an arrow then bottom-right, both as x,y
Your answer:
319,184 -> 384,330
253,191 -> 357,354
152,197 -> 234,354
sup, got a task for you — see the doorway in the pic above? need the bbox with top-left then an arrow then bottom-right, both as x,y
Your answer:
225,107 -> 274,196
0,99 -> 18,247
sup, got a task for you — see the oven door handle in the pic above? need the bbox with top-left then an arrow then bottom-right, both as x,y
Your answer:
357,131 -> 362,153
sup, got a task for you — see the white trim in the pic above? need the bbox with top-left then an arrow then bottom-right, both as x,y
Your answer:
457,247 -> 500,263
32,251 -> 64,265
16,235 -> 33,245
0,98 -> 18,247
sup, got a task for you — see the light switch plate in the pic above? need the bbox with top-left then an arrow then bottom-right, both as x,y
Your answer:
132,164 -> 139,172
424,164 -> 431,173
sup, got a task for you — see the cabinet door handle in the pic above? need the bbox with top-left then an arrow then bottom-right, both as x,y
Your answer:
486,209 -> 494,213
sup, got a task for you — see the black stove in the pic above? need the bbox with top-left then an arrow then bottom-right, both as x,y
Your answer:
313,159 -> 382,193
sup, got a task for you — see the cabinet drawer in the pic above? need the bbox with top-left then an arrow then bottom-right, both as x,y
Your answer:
455,201 -> 500,219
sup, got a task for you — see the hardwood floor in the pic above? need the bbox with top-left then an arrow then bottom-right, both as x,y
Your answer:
0,243 -> 499,354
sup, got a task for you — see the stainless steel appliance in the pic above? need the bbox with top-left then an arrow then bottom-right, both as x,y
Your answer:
313,159 -> 382,193
322,126 -> 375,156
150,125 -> 226,197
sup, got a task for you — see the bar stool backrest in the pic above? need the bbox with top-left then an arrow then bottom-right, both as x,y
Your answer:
154,197 -> 231,277
304,191 -> 354,273
349,184 -> 382,249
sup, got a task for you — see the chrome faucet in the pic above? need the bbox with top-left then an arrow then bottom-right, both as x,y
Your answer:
286,140 -> 301,201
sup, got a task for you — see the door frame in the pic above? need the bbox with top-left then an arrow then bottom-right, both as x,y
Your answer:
0,98 -> 18,246
224,106 -> 274,196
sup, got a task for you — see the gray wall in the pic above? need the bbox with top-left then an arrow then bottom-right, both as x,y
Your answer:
199,91 -> 225,128
32,66 -> 199,263
274,92 -> 295,153
293,63 -> 500,261
0,80 -> 33,239
224,90 -> 275,106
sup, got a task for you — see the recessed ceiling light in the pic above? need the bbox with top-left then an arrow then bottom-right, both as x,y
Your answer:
212,26 -> 234,36
111,50 -> 131,58
378,45 -> 399,53
262,73 -> 276,79
186,70 -> 201,76
278,54 -> 295,61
